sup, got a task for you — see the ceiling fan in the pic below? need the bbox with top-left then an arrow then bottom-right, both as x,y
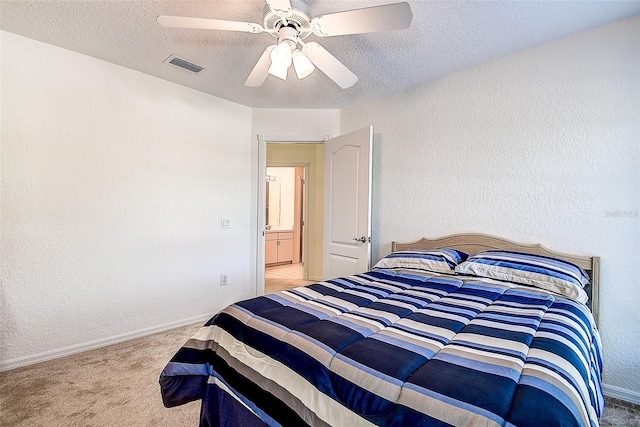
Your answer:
157,0 -> 413,89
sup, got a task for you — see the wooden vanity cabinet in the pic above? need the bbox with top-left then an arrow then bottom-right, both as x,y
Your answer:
265,231 -> 294,266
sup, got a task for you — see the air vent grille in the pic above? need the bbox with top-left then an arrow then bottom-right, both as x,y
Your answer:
164,55 -> 204,74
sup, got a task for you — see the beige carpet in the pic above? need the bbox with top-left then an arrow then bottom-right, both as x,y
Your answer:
0,323 -> 203,427
1,321 -> 639,426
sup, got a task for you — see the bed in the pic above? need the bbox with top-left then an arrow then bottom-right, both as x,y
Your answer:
160,233 -> 603,427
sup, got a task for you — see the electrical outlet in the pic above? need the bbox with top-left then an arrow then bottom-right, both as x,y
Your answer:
220,274 -> 228,286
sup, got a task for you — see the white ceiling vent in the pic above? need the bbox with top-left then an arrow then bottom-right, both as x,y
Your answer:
164,55 -> 204,74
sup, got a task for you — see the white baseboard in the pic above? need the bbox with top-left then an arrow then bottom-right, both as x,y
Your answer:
0,313 -> 211,372
603,383 -> 640,405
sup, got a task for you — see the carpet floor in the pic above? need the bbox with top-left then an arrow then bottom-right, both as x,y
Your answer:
1,322 -> 638,426
0,323 -> 203,427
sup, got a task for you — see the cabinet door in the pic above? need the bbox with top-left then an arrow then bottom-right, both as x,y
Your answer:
278,234 -> 294,263
265,239 -> 278,264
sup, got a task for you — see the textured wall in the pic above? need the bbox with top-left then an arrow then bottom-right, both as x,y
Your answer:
1,32 -> 254,365
341,17 -> 640,394
251,109 -> 340,138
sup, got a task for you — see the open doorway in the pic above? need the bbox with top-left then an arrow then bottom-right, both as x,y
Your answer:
263,143 -> 325,293
255,129 -> 372,296
265,166 -> 311,292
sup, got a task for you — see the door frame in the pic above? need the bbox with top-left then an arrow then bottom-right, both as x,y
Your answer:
255,134 -> 330,296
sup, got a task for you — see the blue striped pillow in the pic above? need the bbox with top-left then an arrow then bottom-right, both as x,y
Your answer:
454,250 -> 590,303
373,248 -> 468,274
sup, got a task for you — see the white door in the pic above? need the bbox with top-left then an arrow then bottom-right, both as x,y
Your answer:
323,126 -> 373,279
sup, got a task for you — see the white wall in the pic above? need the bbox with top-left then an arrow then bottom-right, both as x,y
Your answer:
342,16 -> 640,397
251,108 -> 340,139
1,32 -> 254,368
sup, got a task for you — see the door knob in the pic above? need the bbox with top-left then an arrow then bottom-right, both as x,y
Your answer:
353,236 -> 368,243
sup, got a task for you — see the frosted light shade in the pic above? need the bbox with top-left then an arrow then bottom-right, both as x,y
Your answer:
270,42 -> 292,67
268,61 -> 289,80
292,49 -> 315,79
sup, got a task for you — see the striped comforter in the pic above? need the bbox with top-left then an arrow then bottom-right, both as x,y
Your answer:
160,269 -> 604,427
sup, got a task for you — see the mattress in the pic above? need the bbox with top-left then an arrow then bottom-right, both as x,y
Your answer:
160,269 -> 603,426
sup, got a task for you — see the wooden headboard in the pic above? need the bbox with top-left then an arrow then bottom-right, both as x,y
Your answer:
392,233 -> 600,324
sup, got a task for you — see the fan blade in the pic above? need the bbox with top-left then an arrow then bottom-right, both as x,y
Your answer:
266,0 -> 292,17
157,15 -> 264,34
302,42 -> 357,89
245,46 -> 276,87
310,2 -> 412,37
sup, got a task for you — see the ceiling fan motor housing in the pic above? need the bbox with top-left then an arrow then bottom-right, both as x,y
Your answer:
276,26 -> 299,52
263,0 -> 312,39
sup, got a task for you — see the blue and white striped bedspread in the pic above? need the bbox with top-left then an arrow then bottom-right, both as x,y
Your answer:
160,269 -> 604,427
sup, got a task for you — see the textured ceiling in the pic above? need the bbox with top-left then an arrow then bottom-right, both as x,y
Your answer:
2,1 -> 639,109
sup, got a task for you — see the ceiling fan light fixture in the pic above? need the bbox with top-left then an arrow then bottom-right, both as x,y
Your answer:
270,42 -> 293,66
268,61 -> 289,80
159,1 -> 414,89
292,49 -> 314,79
